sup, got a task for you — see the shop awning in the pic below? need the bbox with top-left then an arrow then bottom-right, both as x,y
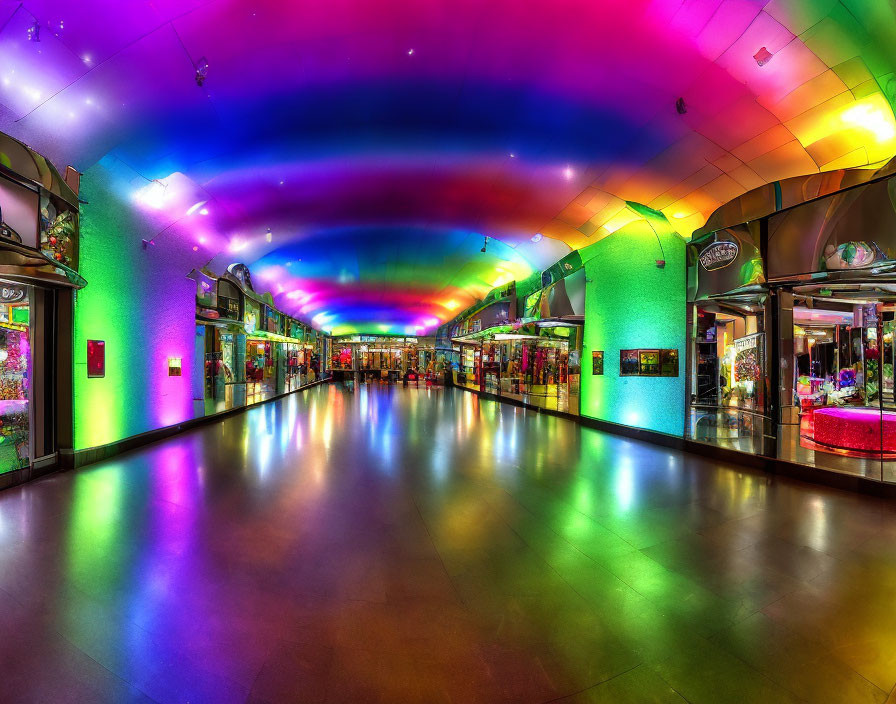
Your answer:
0,241 -> 86,289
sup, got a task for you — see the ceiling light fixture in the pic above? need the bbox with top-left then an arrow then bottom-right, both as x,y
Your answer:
675,97 -> 687,115
195,57 -> 209,86
27,21 -> 39,42
531,233 -> 543,243
481,235 -> 488,253
753,47 -> 773,67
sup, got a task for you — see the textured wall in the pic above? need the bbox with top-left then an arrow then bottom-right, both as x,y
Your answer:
73,159 -> 202,449
580,218 -> 686,437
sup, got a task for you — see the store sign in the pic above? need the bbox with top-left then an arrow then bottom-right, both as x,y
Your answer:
0,285 -> 25,303
699,241 -> 739,271
733,333 -> 761,352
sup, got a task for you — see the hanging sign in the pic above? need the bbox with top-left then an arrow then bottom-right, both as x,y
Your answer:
0,285 -> 25,303
698,241 -> 739,271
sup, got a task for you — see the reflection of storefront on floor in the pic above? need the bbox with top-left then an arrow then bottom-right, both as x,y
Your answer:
689,155 -> 896,482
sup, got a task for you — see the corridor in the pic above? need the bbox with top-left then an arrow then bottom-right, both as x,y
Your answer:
1,384 -> 895,703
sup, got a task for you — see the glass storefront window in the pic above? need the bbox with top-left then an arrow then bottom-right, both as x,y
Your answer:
0,282 -> 30,474
687,298 -> 774,455
777,286 -> 896,481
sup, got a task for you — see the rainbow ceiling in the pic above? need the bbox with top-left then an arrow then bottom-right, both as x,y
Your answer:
1,1 -> 895,332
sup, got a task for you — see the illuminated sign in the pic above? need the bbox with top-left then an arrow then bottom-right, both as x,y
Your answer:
698,241 -> 739,271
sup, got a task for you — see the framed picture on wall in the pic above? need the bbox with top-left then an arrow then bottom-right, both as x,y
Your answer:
620,349 -> 639,376
592,351 -> 604,375
638,349 -> 660,376
87,340 -> 105,378
660,349 -> 679,377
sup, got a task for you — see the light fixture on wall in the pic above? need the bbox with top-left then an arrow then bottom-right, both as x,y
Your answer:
266,227 -> 272,243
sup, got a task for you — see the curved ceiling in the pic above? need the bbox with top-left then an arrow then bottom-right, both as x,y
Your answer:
1,0 -> 895,333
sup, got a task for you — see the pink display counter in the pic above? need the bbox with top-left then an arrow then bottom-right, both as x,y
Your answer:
813,407 -> 896,453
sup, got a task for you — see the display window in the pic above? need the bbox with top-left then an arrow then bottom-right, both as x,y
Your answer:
777,285 -> 896,481
0,282 -> 30,475
686,297 -> 773,455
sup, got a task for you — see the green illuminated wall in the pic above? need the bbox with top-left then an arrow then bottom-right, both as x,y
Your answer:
73,158 -> 202,450
580,214 -> 686,436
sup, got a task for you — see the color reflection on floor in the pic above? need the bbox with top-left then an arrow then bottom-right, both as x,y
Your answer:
2,384 -> 896,703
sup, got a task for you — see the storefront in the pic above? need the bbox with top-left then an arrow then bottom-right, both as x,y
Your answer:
512,267 -> 584,414
0,131 -> 84,484
196,269 -> 247,414
327,335 -> 432,381
688,157 -> 896,482
195,263 -> 322,412
686,222 -> 773,455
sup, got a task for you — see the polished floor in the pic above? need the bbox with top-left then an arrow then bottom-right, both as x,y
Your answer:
3,386 -> 896,703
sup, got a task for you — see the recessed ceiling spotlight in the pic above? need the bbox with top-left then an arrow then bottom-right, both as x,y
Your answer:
563,166 -> 574,180
531,233 -> 543,243
199,207 -> 209,216
407,48 -> 414,56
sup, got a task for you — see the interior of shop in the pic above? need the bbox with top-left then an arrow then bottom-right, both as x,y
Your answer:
0,282 -> 30,474
688,296 -> 772,455
779,284 -> 896,481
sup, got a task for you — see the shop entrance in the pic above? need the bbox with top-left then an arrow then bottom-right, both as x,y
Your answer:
780,283 -> 896,480
687,295 -> 774,455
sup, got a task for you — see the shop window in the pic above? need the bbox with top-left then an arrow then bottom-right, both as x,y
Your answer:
0,283 -> 31,474
687,299 -> 772,455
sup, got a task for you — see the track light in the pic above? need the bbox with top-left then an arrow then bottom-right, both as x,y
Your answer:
481,235 -> 488,253
27,21 -> 40,42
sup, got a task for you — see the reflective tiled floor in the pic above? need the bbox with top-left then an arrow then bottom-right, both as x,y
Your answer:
3,385 -> 896,703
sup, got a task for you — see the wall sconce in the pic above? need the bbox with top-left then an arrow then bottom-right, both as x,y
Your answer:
168,357 -> 182,376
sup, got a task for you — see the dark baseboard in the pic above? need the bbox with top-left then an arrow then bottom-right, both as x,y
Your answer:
453,383 -> 896,498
